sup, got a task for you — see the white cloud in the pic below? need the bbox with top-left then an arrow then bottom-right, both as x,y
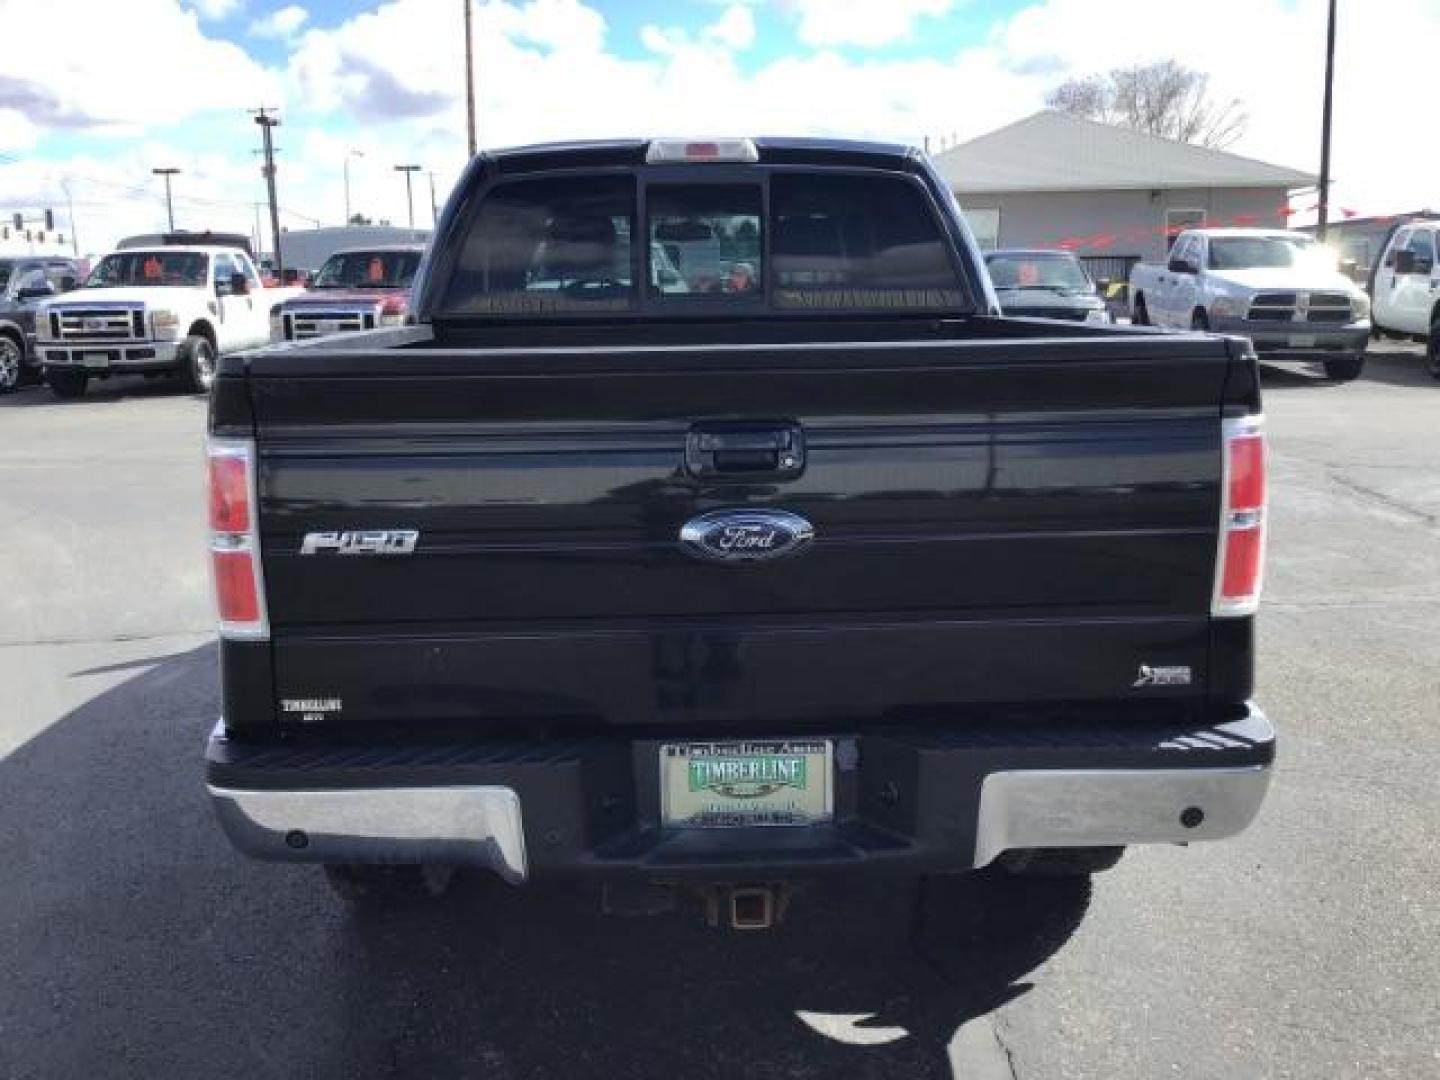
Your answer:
791,0 -> 956,48
0,0 -> 280,138
249,4 -> 307,39
641,4 -> 755,56
705,5 -> 756,49
193,0 -> 243,18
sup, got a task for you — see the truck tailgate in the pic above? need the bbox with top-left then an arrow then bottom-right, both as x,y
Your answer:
242,332 -> 1233,730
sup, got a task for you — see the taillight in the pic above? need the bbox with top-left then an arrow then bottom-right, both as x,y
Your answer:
207,437 -> 268,639
1212,416 -> 1267,617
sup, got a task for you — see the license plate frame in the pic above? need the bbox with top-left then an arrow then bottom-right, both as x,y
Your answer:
659,739 -> 833,829
80,351 -> 111,369
1288,334 -> 1317,348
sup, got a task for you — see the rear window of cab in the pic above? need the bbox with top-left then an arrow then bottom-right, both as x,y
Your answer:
438,170 -> 965,318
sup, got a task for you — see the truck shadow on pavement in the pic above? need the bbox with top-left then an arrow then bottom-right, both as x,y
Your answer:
2,645 -> 1091,1080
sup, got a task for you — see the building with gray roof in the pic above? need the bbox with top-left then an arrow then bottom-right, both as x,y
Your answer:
932,111 -> 1317,283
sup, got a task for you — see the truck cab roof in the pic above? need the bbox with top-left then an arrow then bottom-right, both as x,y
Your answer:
484,137 -> 924,174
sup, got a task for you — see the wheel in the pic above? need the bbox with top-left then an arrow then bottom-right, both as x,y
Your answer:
998,846 -> 1126,878
45,368 -> 88,399
1191,309 -> 1210,331
1132,295 -> 1149,326
322,864 -> 455,906
177,334 -> 217,394
1324,353 -> 1366,382
0,332 -> 22,394
1426,322 -> 1440,381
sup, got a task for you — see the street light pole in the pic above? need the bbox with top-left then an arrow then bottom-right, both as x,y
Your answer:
152,167 -> 181,231
62,179 -> 79,257
1316,0 -> 1337,242
394,164 -> 421,232
344,149 -> 366,225
427,171 -> 439,228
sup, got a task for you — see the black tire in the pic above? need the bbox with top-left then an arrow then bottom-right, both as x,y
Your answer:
1426,322 -> 1440,381
998,846 -> 1126,878
1132,295 -> 1149,326
322,864 -> 454,906
1324,353 -> 1365,382
177,333 -> 217,394
0,332 -> 22,394
1191,308 -> 1210,331
45,367 -> 88,399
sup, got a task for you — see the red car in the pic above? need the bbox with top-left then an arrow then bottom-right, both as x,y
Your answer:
269,245 -> 425,342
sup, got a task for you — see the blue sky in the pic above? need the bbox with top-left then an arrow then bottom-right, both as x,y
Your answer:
1,0 -> 1431,255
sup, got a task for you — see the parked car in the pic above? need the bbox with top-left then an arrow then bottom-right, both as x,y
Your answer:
35,243 -> 302,397
1129,228 -> 1371,381
984,249 -> 1111,323
270,245 -> 425,342
204,137 -> 1274,924
0,256 -> 83,393
1369,218 -> 1440,379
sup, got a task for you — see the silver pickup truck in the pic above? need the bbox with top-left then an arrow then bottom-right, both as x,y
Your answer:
1129,227 -> 1370,381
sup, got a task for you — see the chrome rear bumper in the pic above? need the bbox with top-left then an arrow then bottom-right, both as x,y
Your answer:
973,764 -> 1271,867
206,705 -> 1274,881
208,784 -> 528,883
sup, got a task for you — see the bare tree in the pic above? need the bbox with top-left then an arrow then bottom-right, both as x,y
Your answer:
1045,60 -> 1247,149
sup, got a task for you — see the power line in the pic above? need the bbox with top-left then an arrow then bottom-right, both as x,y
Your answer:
2,154 -> 326,228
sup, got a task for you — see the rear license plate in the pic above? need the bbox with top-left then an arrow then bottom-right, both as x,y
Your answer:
1288,334 -> 1317,348
81,351 -> 110,368
316,321 -> 341,334
660,740 -> 832,828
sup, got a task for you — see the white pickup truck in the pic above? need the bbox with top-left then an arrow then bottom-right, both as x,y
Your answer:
34,244 -> 302,398
1370,219 -> 1439,379
1129,228 -> 1371,381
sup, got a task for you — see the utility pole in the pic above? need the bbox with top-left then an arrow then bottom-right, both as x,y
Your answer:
344,149 -> 364,225
395,164 -> 421,232
464,0 -> 477,157
152,167 -> 181,231
253,107 -> 284,278
427,171 -> 439,227
1316,0 -> 1337,242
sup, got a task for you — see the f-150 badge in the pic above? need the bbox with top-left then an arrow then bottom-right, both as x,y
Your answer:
299,530 -> 419,555
679,509 -> 814,563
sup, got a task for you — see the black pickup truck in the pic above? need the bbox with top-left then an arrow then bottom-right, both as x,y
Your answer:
205,138 -> 1274,925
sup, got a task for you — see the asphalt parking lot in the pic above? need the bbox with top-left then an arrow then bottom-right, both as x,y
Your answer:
2,344 -> 1437,1079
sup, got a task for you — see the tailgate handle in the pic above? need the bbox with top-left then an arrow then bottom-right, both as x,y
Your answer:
685,424 -> 806,479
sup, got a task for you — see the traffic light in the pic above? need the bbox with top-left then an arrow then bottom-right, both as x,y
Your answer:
44,209 -> 54,231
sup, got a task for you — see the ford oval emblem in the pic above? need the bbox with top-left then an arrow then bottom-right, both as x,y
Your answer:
679,509 -> 815,564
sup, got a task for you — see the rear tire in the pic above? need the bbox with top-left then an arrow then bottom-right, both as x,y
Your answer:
177,334 -> 217,394
998,847 -> 1125,878
0,333 -> 22,394
1132,296 -> 1150,326
1191,309 -> 1210,331
1324,353 -> 1366,382
45,368 -> 88,399
323,864 -> 455,906
1426,322 -> 1440,381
